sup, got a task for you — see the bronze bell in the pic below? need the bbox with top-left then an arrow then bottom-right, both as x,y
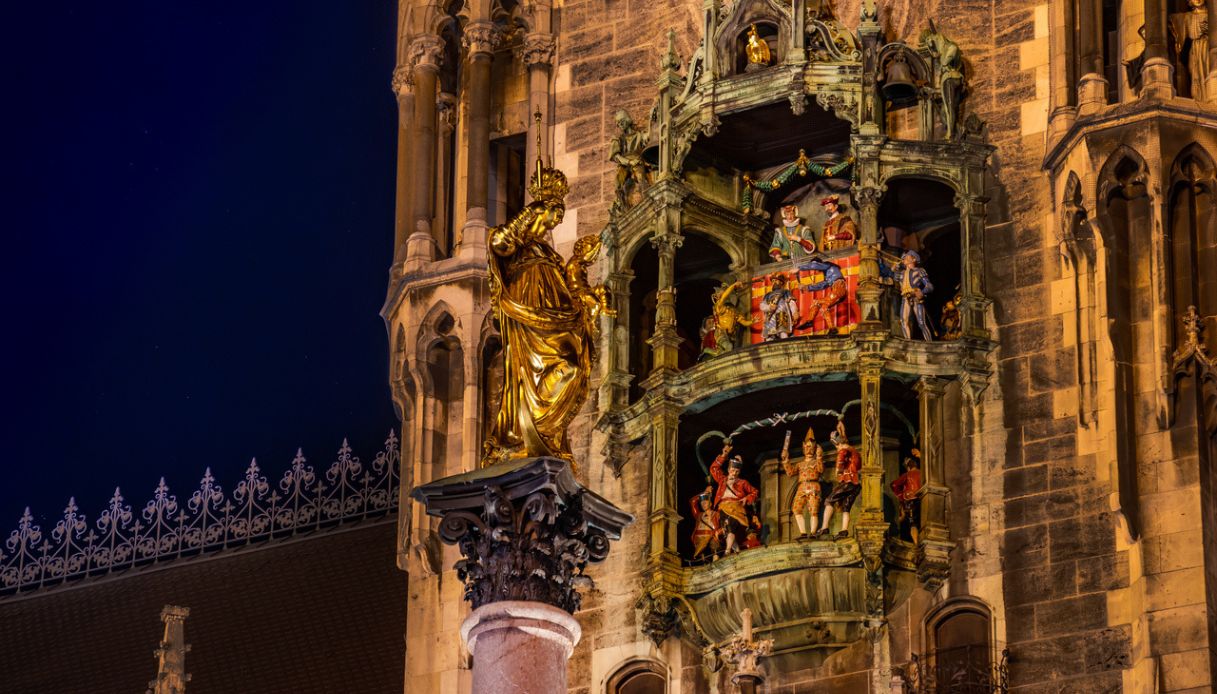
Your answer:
882,54 -> 917,104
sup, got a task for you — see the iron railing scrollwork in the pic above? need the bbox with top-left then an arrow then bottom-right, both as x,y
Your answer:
1,431 -> 399,597
896,644 -> 1010,694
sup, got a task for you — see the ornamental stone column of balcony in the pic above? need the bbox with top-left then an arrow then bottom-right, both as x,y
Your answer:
411,457 -> 633,694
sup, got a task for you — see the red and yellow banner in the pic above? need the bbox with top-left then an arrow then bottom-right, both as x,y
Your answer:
748,253 -> 860,342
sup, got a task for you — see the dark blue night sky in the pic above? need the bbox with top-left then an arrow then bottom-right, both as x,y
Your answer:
1,2 -> 400,527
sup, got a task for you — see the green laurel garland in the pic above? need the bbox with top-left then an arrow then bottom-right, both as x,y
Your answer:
741,151 -> 854,213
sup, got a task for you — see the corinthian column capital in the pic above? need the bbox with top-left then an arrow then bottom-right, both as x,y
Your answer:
463,22 -> 503,58
408,34 -> 445,72
521,33 -> 557,67
391,64 -> 414,97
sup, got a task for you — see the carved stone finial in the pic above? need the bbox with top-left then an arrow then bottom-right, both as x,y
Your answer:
411,457 -> 632,614
522,33 -> 557,67
661,29 -> 681,71
720,608 -> 774,686
146,605 -> 191,694
1173,305 -> 1216,383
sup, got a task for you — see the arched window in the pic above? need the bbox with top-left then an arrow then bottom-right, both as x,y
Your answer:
924,598 -> 998,693
606,659 -> 667,694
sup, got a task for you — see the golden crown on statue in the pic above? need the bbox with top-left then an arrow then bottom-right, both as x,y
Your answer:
529,108 -> 569,205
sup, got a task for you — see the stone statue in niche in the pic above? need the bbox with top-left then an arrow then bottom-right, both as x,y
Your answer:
710,440 -> 760,554
608,110 -> 652,214
689,487 -> 722,559
798,256 -> 848,335
1170,0 -> 1210,100
760,273 -> 799,341
780,428 -> 825,539
816,422 -> 861,540
891,450 -> 923,544
769,204 -> 818,262
745,24 -> 772,71
884,250 -> 935,341
921,21 -> 965,140
699,280 -> 756,360
818,195 -> 857,251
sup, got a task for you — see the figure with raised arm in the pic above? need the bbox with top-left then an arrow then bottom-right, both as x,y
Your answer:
817,422 -> 862,540
710,440 -> 760,554
781,428 -> 825,539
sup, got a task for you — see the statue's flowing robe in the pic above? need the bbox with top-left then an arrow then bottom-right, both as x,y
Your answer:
1171,10 -> 1209,100
486,213 -> 589,463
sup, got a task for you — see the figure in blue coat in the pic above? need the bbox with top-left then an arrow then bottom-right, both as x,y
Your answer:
887,250 -> 934,340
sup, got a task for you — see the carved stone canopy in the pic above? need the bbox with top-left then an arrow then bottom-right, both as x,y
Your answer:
411,457 -> 634,613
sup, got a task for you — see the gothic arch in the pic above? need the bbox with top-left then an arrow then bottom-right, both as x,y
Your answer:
1095,146 -> 1152,538
604,657 -> 668,694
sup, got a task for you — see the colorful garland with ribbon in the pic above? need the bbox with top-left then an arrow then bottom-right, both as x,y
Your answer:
741,149 -> 854,213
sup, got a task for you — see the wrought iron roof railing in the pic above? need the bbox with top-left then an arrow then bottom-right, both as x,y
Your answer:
1,431 -> 399,598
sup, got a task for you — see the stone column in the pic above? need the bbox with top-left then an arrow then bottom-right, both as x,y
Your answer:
855,360 -> 888,618
461,23 -> 501,255
1140,0 -> 1175,98
147,605 -> 190,694
1076,0 -> 1108,113
647,402 -> 682,561
391,65 -> 414,268
522,34 -> 556,167
1207,0 -> 1217,100
647,216 -> 684,376
915,377 -> 952,589
956,192 -> 991,340
412,458 -> 632,694
853,185 -> 885,326
407,35 -> 444,266
461,602 -> 581,694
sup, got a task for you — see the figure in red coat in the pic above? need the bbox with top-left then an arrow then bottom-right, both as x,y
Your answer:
710,440 -> 759,554
816,421 -> 862,540
689,487 -> 721,559
891,450 -> 923,544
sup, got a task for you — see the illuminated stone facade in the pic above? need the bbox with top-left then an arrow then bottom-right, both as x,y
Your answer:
386,0 -> 1217,691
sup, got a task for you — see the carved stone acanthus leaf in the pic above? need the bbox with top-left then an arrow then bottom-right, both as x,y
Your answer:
521,33 -> 557,67
852,185 -> 884,209
391,64 -> 414,96
463,23 -> 504,57
408,35 -> 445,70
437,485 -> 604,612
411,457 -> 632,614
914,539 -> 952,591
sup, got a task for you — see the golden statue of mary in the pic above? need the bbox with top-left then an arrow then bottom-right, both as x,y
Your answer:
482,144 -> 612,470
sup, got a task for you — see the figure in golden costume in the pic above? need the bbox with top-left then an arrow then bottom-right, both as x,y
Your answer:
780,428 -> 825,539
483,119 -> 611,469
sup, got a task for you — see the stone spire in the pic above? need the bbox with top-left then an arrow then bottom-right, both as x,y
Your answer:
146,605 -> 191,694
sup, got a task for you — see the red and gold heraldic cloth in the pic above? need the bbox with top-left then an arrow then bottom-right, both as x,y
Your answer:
748,252 -> 860,342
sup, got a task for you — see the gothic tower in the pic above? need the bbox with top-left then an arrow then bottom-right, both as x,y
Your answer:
386,0 -> 1217,691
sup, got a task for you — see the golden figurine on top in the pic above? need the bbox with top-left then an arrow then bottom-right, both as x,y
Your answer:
745,24 -> 772,70
482,111 -> 611,470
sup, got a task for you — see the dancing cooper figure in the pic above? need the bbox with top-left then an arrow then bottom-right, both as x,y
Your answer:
482,136 -> 610,469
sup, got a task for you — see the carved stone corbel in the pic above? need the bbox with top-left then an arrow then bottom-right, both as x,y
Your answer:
521,32 -> 556,67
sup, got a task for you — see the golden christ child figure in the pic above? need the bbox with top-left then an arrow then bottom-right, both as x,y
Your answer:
781,428 -> 825,539
482,129 -> 613,470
